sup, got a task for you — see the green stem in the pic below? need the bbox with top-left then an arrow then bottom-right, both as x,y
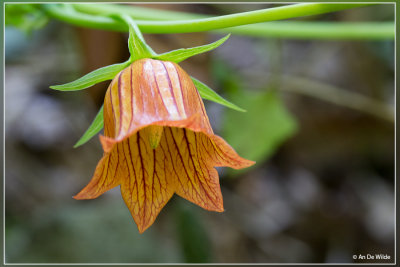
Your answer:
72,3 -> 394,40
43,4 -> 122,32
41,3 -> 394,40
224,22 -> 394,40
71,3 -> 371,33
73,3 -> 203,21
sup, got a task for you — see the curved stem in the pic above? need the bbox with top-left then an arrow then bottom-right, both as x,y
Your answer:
71,3 -> 394,40
73,3 -> 205,21
43,4 -> 121,31
43,3 -> 385,35
72,3 -> 371,33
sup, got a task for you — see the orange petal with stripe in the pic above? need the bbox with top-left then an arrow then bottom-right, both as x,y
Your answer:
74,59 -> 255,233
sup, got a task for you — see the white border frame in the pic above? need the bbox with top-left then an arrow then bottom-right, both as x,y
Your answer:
3,1 -> 397,266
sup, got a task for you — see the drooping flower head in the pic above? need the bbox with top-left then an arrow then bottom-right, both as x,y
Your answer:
51,15 -> 254,233
74,59 -> 254,232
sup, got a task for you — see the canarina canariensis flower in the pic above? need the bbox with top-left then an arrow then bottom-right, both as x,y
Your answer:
74,58 -> 254,233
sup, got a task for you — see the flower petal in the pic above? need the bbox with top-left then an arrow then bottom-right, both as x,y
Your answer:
208,134 -> 256,170
74,143 -> 125,199
165,127 -> 224,212
103,58 -> 212,145
120,131 -> 174,233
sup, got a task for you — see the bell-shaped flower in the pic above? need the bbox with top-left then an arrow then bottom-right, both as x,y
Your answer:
50,15 -> 255,233
73,59 -> 254,233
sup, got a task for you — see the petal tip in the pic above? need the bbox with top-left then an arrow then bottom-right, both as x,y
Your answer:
216,207 -> 225,213
242,159 -> 256,169
226,157 -> 256,170
133,218 -> 155,234
203,201 -> 224,213
73,192 -> 88,200
72,194 -> 83,200
99,135 -> 115,153
137,225 -> 149,234
73,188 -> 102,200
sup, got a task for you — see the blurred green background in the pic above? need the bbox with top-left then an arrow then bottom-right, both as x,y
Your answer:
4,3 -> 394,264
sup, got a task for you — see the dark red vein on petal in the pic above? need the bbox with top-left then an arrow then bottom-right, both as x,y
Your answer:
211,139 -> 242,165
183,129 -> 218,207
194,87 -> 212,129
109,82 -> 116,135
152,149 -> 156,210
117,71 -> 124,137
174,65 -> 187,116
158,144 -> 169,189
198,134 -> 216,163
126,138 -> 138,211
194,132 -> 218,192
165,128 -> 190,194
151,63 -> 169,116
168,128 -> 205,203
96,154 -> 111,196
82,160 -> 106,196
136,132 -> 147,226
112,143 -> 120,185
161,62 -> 180,117
160,135 -> 181,190
128,65 -> 135,132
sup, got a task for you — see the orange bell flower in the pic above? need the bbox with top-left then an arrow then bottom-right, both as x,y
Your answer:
74,58 -> 254,233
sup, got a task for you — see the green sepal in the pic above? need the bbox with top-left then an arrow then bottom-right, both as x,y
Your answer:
156,34 -> 230,63
50,61 -> 129,91
191,77 -> 245,112
117,14 -> 156,61
74,105 -> 104,148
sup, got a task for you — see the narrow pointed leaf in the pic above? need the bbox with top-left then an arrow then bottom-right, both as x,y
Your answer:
191,77 -> 245,112
156,34 -> 230,63
119,14 -> 155,60
74,105 -> 104,148
50,62 -> 129,91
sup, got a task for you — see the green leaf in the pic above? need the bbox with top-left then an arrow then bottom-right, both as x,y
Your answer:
50,61 -> 129,91
117,14 -> 156,60
223,89 -> 297,166
191,77 -> 245,112
74,105 -> 104,148
5,4 -> 49,34
156,34 -> 230,63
